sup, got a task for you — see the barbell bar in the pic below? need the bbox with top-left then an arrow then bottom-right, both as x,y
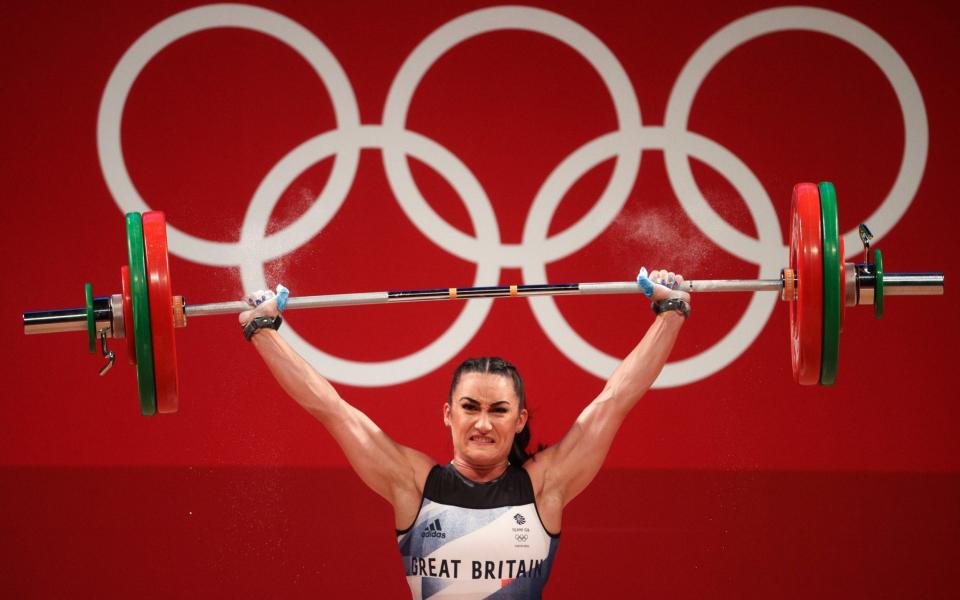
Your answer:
22,182 -> 944,415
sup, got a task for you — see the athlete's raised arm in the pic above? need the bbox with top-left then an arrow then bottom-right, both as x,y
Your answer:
240,288 -> 435,528
525,269 -> 690,530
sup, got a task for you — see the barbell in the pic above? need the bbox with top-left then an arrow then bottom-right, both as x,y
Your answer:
23,182 -> 944,415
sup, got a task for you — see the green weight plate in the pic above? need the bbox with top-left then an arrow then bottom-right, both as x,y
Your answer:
874,248 -> 884,319
85,282 -> 95,354
818,182 -> 841,386
126,213 -> 156,416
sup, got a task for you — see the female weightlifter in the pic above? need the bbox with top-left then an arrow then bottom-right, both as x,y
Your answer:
239,269 -> 690,599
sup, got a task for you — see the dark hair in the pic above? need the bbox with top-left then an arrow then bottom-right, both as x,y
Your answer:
448,357 -> 533,465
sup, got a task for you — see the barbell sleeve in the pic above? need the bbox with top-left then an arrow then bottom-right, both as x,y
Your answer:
872,272 -> 944,295
24,298 -> 114,335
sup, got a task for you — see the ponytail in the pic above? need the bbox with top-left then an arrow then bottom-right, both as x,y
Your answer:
509,417 -> 532,465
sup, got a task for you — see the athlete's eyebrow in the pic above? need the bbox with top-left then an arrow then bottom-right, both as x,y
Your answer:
459,397 -> 512,407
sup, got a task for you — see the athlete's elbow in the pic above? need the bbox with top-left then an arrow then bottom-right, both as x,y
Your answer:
581,393 -> 630,429
290,381 -> 344,420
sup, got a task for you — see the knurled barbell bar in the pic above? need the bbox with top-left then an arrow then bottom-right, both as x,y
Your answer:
22,182 -> 945,415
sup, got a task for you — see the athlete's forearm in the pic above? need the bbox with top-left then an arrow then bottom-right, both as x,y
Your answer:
250,329 -> 345,421
601,312 -> 684,414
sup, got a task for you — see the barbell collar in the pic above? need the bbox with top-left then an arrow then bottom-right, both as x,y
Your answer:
844,264 -> 857,307
110,294 -> 125,339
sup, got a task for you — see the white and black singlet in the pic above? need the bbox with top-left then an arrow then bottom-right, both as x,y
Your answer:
397,463 -> 560,599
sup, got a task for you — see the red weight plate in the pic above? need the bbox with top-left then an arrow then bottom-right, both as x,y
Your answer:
789,183 -> 823,385
142,211 -> 180,414
121,266 -> 136,365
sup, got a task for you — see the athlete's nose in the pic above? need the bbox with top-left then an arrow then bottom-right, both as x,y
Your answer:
474,410 -> 493,434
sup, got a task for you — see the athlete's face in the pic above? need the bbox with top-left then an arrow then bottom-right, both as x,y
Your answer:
444,373 -> 528,466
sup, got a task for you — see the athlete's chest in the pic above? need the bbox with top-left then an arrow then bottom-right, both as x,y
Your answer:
399,499 -> 555,587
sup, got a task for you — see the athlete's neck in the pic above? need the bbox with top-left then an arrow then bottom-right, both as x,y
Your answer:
450,457 -> 510,483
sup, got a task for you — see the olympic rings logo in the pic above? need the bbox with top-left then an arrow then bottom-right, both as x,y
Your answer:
97,4 -> 927,387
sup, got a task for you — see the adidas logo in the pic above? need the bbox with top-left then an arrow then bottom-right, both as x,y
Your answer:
421,518 -> 446,539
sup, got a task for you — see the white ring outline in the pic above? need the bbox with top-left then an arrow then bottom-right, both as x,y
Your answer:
382,5 -> 642,268
525,127 -> 782,387
239,126 -> 498,386
95,4 -> 929,387
664,6 -> 928,262
97,3 -> 362,267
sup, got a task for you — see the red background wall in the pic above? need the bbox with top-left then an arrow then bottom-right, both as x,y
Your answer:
2,1 -> 957,597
